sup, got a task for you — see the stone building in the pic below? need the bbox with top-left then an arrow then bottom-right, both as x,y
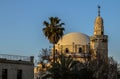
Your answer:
0,54 -> 34,79
55,6 -> 108,63
34,6 -> 109,79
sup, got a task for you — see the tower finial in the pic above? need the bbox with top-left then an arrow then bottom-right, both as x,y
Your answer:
98,5 -> 101,16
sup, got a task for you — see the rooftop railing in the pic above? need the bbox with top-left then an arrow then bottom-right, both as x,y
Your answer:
0,54 -> 31,62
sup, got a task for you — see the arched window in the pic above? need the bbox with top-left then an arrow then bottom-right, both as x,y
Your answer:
78,47 -> 82,53
65,48 -> 69,53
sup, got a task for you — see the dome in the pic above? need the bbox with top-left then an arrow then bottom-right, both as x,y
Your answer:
57,32 -> 90,45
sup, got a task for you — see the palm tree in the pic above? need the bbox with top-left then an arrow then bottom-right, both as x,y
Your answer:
42,17 -> 65,64
49,54 -> 76,79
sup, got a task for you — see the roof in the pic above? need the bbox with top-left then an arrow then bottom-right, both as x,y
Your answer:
57,32 -> 90,45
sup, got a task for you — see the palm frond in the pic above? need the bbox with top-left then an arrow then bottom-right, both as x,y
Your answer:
43,17 -> 65,44
43,21 -> 49,26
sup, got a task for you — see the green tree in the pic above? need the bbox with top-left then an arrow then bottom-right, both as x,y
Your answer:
49,54 -> 76,79
38,48 -> 51,70
43,17 -> 65,64
87,57 -> 118,79
87,59 -> 108,79
78,67 -> 95,79
108,57 -> 117,79
117,64 -> 120,79
38,48 -> 50,62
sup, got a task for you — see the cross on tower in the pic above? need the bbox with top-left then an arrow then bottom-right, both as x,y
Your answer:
98,5 -> 101,16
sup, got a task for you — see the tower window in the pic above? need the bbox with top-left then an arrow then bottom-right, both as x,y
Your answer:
102,39 -> 107,42
65,48 -> 69,53
78,47 -> 82,53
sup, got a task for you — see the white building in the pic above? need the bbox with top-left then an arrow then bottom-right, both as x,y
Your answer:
0,54 -> 34,79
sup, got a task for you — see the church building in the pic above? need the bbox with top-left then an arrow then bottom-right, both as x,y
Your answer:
34,6 -> 109,79
55,6 -> 108,63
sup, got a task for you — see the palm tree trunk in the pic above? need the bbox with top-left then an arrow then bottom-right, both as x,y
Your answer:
53,44 -> 55,64
53,44 -> 56,79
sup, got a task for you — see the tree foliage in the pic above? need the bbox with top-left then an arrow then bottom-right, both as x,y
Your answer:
49,54 -> 76,79
43,17 -> 65,44
38,48 -> 50,62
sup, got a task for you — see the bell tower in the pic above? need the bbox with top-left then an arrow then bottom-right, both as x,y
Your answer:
90,6 -> 108,63
94,6 -> 104,36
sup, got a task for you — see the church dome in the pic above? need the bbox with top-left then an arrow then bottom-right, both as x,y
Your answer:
57,32 -> 90,45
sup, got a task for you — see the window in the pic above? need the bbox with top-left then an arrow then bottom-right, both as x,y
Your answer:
2,69 -> 7,79
17,70 -> 22,79
102,39 -> 107,42
78,47 -> 82,53
65,48 -> 69,53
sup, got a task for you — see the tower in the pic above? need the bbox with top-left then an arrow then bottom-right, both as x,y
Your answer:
90,6 -> 108,63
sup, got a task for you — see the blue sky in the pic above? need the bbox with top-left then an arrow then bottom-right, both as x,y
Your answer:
0,0 -> 120,62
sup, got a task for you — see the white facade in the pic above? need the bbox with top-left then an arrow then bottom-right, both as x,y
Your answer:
0,54 -> 34,79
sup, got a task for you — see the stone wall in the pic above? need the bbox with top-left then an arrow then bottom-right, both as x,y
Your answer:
0,59 -> 34,79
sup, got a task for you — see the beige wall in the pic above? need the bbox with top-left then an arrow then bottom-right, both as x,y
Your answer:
0,60 -> 34,79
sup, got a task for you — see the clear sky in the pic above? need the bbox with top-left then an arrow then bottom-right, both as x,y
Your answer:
0,0 -> 120,63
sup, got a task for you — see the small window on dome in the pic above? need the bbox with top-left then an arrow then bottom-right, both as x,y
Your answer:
65,48 -> 69,53
78,47 -> 82,53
